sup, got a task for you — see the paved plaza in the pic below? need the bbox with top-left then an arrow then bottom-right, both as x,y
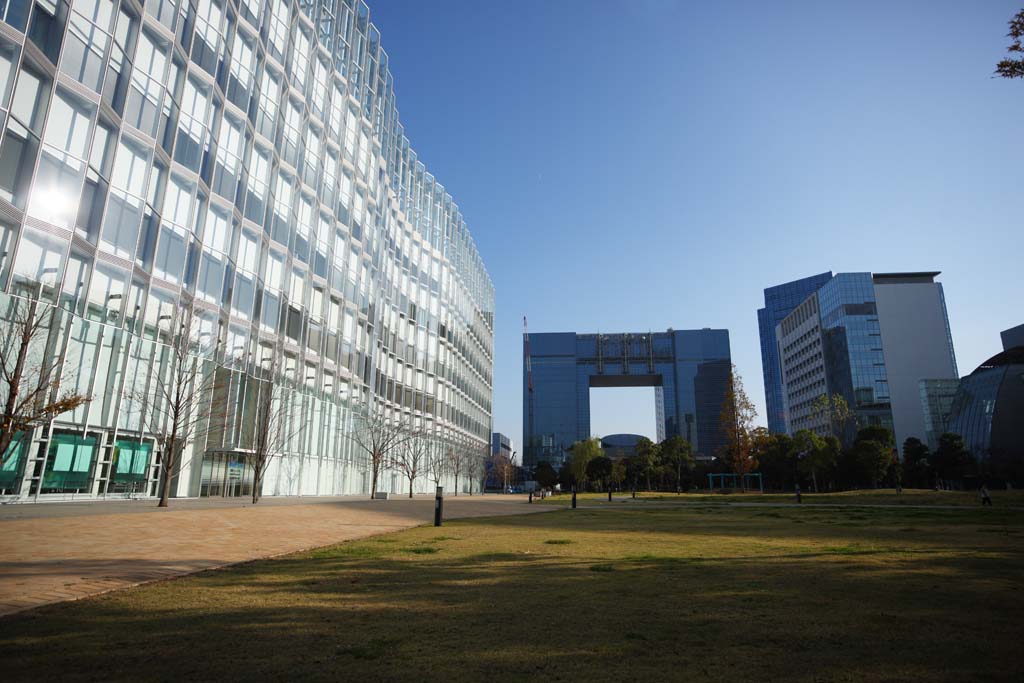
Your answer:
0,495 -> 553,617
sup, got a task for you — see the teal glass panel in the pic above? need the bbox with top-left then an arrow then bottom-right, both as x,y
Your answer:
42,432 -> 96,493
111,439 -> 151,482
0,433 -> 25,491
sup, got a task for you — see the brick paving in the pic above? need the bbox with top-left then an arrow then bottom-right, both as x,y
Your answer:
0,495 -> 555,617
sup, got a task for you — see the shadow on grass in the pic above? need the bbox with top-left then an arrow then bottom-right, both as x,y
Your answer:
0,507 -> 1022,682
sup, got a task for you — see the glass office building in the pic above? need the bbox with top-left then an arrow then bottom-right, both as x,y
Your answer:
0,0 -> 494,500
775,272 -> 958,450
522,329 -> 731,470
757,272 -> 833,434
918,378 -> 960,452
777,273 -> 892,439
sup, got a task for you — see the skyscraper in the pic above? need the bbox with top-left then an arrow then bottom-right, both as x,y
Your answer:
523,328 -> 731,469
774,272 -> 958,451
757,272 -> 833,433
0,0 -> 493,500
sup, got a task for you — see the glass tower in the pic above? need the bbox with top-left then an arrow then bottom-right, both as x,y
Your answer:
776,273 -> 893,438
0,0 -> 494,499
776,271 -> 960,451
757,272 -> 833,434
523,329 -> 731,470
816,273 -> 892,436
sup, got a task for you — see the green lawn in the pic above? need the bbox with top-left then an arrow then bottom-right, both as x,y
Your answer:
2,504 -> 1023,681
539,487 -> 1024,507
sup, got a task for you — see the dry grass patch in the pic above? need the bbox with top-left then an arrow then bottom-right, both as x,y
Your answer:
1,505 -> 1022,682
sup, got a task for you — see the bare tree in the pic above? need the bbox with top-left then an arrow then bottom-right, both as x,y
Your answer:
464,446 -> 486,496
136,310 -> 219,507
427,437 -> 449,491
349,407 -> 412,499
489,450 -> 516,492
393,427 -> 430,498
244,351 -> 304,504
0,294 -> 90,480
446,441 -> 468,496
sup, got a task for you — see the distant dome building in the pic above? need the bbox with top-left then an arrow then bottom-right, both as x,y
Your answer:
948,346 -> 1024,481
600,434 -> 646,460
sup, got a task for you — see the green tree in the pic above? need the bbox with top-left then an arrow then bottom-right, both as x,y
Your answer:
996,9 -> 1024,78
844,426 -> 895,488
932,432 -> 974,487
557,462 -> 574,490
810,393 -> 856,446
752,431 -> 795,491
852,440 -> 892,488
658,436 -> 695,492
631,437 -> 659,491
586,455 -> 613,491
793,429 -> 835,493
901,437 -> 932,488
820,436 -> 842,490
856,425 -> 894,449
609,458 -> 627,491
719,365 -> 758,490
570,438 -> 602,490
533,461 -> 557,489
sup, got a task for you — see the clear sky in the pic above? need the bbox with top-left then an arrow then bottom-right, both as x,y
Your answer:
368,0 -> 1022,451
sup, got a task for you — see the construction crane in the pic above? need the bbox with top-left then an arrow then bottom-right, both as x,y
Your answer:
524,316 -> 534,467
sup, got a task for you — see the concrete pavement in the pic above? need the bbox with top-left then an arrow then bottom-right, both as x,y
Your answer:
0,494 -> 556,617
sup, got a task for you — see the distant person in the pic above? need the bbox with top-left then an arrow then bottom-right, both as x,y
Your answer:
980,485 -> 993,507
795,484 -> 802,504
896,482 -> 903,496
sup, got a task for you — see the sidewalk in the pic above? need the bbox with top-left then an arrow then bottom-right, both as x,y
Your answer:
0,495 -> 555,617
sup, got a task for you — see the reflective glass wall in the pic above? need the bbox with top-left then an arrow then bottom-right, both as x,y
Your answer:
523,329 -> 731,470
757,271 -> 833,434
817,273 -> 892,437
0,0 -> 494,500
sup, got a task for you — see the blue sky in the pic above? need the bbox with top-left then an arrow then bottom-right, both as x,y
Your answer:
369,0 -> 1023,450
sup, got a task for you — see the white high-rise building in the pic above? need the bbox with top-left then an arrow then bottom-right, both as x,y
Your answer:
0,0 -> 494,501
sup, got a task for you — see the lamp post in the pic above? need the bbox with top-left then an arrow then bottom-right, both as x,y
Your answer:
434,486 -> 444,526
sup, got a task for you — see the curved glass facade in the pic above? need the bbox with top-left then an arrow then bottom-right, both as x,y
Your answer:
0,0 -> 494,499
949,349 -> 1024,474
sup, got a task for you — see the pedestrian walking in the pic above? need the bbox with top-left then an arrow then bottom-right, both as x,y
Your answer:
980,485 -> 993,507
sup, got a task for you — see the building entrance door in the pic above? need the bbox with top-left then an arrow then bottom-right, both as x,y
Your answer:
200,453 -> 254,498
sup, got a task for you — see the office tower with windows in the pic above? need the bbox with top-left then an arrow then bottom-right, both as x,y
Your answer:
523,328 -> 731,470
0,0 -> 494,500
491,432 -> 512,459
757,272 -> 833,434
774,272 -> 958,452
